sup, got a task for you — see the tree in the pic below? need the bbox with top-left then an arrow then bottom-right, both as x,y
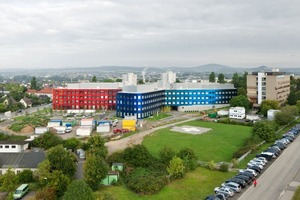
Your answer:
32,132 -> 63,150
177,148 -> 198,171
91,76 -> 97,82
237,87 -> 247,96
35,160 -> 52,185
167,156 -> 185,179
217,73 -> 226,84
232,73 -> 239,88
63,180 -> 94,200
18,169 -> 34,183
260,100 -> 280,117
46,145 -> 77,178
275,105 -> 298,125
159,146 -> 176,165
230,95 -> 251,109
30,76 -> 38,90
123,145 -> 154,168
0,168 -> 18,192
48,170 -> 71,197
34,187 -> 56,200
209,72 -> 215,83
296,100 -> 300,113
252,121 -> 276,142
137,79 -> 145,84
85,135 -> 108,159
84,155 -> 109,191
63,137 -> 82,151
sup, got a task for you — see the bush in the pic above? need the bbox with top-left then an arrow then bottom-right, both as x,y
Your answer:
206,160 -> 216,170
126,168 -> 167,195
18,169 -> 34,183
219,163 -> 229,172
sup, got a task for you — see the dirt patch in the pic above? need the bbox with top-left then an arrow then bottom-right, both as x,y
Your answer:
20,125 -> 34,134
171,125 -> 211,135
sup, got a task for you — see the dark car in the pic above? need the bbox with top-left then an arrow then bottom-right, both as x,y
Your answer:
265,148 -> 280,156
257,153 -> 272,161
238,172 -> 255,180
205,195 -> 221,200
226,178 -> 247,188
248,165 -> 262,173
235,175 -> 252,184
271,143 -> 285,150
215,193 -> 229,200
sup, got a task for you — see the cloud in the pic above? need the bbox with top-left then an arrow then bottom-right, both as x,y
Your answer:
0,0 -> 300,68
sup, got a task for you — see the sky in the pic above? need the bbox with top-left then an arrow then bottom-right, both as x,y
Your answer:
0,0 -> 300,69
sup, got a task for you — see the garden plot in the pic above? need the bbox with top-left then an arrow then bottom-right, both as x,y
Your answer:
171,125 -> 211,135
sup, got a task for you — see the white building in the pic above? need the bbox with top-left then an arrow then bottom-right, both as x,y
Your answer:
267,109 -> 280,120
122,73 -> 137,86
229,107 -> 246,119
161,71 -> 176,84
0,141 -> 29,153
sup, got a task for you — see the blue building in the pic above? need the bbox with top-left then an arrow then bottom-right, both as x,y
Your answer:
116,82 -> 237,119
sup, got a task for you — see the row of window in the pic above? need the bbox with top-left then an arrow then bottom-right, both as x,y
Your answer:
118,93 -> 165,100
0,145 -> 16,149
166,91 -> 235,95
165,101 -> 229,105
55,96 -> 116,99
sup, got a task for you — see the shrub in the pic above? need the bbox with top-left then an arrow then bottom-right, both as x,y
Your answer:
177,148 -> 198,171
167,156 -> 186,179
18,169 -> 34,183
219,163 -> 229,172
206,160 -> 216,170
126,168 -> 167,195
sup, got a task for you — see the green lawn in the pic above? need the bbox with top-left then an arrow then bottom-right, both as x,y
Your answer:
98,167 -> 236,200
142,121 -> 252,162
146,113 -> 171,121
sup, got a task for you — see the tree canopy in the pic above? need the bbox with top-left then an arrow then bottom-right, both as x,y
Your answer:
230,95 -> 251,109
252,121 -> 277,142
209,72 -> 215,83
260,100 -> 280,117
217,73 -> 226,84
63,180 -> 94,200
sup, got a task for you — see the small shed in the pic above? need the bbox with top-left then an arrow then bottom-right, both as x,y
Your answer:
101,171 -> 119,186
112,163 -> 124,171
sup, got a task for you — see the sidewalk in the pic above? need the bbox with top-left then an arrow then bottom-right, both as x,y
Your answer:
279,168 -> 300,200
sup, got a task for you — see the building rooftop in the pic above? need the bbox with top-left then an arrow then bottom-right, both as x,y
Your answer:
0,151 -> 45,168
65,82 -> 123,89
0,141 -> 29,145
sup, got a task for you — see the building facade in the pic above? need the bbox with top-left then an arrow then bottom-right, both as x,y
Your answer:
247,72 -> 290,106
52,83 -> 122,110
116,82 -> 237,119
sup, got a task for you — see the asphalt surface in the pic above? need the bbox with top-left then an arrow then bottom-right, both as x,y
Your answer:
237,134 -> 300,200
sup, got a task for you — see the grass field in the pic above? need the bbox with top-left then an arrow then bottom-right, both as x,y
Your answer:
142,120 -> 252,162
98,167 -> 236,200
146,113 -> 171,121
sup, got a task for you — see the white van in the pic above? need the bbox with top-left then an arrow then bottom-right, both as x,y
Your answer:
13,184 -> 29,199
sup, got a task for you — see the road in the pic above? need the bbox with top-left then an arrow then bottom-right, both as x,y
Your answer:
238,133 -> 300,200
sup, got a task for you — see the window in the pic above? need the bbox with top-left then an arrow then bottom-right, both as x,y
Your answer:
0,145 -> 2,148
5,146 -> 9,148
12,145 -> 16,148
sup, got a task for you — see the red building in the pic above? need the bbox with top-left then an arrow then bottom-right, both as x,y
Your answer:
52,83 -> 122,110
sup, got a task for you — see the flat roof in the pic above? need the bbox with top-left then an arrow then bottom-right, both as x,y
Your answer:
0,151 -> 45,168
0,141 -> 29,145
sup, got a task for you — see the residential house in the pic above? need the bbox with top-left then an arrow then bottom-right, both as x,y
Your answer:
229,107 -> 246,119
0,141 -> 29,153
19,97 -> 32,108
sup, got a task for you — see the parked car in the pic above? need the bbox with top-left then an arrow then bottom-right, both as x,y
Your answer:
225,178 -> 247,188
221,182 -> 242,193
249,159 -> 266,166
257,153 -> 273,161
113,128 -> 122,134
254,157 -> 268,164
215,193 -> 229,200
247,162 -> 264,170
235,175 -> 252,184
248,165 -> 262,173
214,187 -> 234,197
238,172 -> 255,180
241,168 -> 258,177
205,195 -> 221,200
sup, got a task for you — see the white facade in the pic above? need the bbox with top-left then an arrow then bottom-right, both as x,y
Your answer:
54,126 -> 66,134
80,118 -> 94,126
35,127 -> 49,135
122,73 -> 137,86
0,142 -> 29,153
267,109 -> 280,120
229,107 -> 246,119
47,121 -> 61,128
96,123 -> 110,133
161,71 -> 176,84
177,104 -> 229,112
217,110 -> 229,116
76,126 -> 92,136
257,72 -> 266,104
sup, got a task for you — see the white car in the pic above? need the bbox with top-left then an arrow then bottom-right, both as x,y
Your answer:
243,169 -> 258,177
255,157 -> 268,163
221,182 -> 242,193
247,162 -> 264,170
214,187 -> 235,197
250,159 -> 266,166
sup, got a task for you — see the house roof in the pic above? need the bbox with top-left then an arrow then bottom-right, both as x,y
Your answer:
37,88 -> 53,94
0,141 -> 29,145
0,151 -> 45,168
26,89 -> 37,94
20,97 -> 32,105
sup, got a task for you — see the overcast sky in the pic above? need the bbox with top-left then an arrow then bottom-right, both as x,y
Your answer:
0,0 -> 300,69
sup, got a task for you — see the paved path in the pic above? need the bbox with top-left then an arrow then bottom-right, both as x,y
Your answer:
238,133 -> 300,200
105,116 -> 199,154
